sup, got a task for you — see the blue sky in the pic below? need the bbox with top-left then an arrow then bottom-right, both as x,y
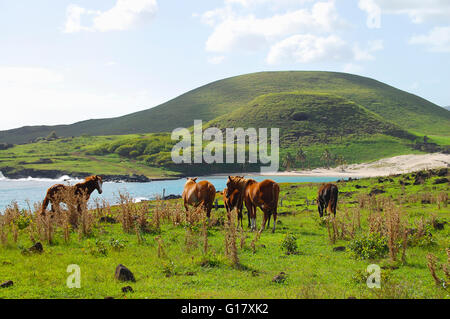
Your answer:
0,0 -> 449,130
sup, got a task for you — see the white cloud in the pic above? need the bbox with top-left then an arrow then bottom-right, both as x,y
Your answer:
409,27 -> 450,52
358,0 -> 381,29
267,34 -> 351,64
353,39 -> 383,61
225,0 -> 313,7
203,1 -> 346,53
63,0 -> 158,33
358,0 -> 450,27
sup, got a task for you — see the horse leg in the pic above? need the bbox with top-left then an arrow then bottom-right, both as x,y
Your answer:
266,212 -> 271,229
238,209 -> 243,229
272,210 -> 277,233
259,212 -> 268,233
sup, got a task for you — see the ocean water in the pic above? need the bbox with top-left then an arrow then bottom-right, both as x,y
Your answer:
0,172 -> 340,211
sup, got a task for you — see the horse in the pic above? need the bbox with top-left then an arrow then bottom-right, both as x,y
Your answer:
41,175 -> 103,217
226,176 -> 280,233
223,187 -> 245,229
317,183 -> 338,217
182,178 -> 216,219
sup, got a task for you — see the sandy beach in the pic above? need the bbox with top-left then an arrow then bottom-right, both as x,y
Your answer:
215,153 -> 450,178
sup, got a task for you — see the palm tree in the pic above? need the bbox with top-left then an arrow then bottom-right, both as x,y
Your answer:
320,149 -> 332,169
296,148 -> 307,169
282,152 -> 295,171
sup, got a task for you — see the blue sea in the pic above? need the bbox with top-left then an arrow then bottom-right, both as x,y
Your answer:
0,172 -> 341,211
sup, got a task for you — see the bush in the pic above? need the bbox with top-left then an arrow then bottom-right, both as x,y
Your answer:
349,233 -> 388,260
281,233 -> 298,255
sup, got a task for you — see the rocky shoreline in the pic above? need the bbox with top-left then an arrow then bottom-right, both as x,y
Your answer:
0,167 -> 182,183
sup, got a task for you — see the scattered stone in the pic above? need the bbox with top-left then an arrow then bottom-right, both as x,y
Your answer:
185,272 -> 196,276
29,242 -> 43,254
272,272 -> 287,283
251,270 -> 260,277
0,280 -> 13,288
259,244 -> 266,249
104,296 -> 114,299
99,216 -> 118,224
121,286 -> 134,293
333,246 -> 346,252
115,264 -> 136,282
433,178 -> 449,185
369,188 -> 386,196
433,221 -> 447,230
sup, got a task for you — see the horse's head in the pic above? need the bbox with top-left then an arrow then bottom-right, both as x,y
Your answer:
92,175 -> 103,194
185,177 -> 198,186
226,176 -> 246,195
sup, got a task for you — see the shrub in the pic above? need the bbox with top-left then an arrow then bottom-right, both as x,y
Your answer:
281,233 -> 298,255
349,233 -> 388,260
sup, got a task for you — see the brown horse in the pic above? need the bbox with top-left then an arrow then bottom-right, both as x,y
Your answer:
226,176 -> 280,232
182,178 -> 216,219
41,175 -> 103,216
223,187 -> 245,228
317,183 -> 338,217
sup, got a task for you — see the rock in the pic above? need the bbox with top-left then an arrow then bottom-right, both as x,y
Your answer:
433,221 -> 446,230
185,272 -> 196,276
104,296 -> 114,299
333,246 -> 346,252
259,244 -> 266,249
29,242 -> 43,254
272,272 -> 287,283
369,188 -> 385,196
115,264 -> 136,282
121,286 -> 134,293
436,168 -> 448,177
99,216 -> 117,224
163,194 -> 182,200
251,270 -> 260,277
0,280 -> 13,288
433,178 -> 449,185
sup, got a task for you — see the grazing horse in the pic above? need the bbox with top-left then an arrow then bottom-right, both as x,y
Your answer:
41,175 -> 103,216
226,176 -> 280,233
182,178 -> 216,219
223,187 -> 245,229
317,183 -> 338,217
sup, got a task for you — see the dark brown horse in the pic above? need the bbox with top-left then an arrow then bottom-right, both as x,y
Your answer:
182,178 -> 216,219
317,183 -> 338,217
226,176 -> 280,233
223,187 -> 245,228
41,175 -> 103,215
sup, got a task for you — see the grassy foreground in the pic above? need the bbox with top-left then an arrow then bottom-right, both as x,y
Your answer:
0,171 -> 449,299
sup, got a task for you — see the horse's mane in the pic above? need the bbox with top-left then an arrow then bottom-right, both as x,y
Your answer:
75,175 -> 100,187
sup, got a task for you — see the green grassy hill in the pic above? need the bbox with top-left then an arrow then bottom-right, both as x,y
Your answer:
1,71 -> 449,144
207,92 -> 414,145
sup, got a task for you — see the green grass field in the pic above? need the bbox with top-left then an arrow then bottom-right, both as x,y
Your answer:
0,170 -> 448,299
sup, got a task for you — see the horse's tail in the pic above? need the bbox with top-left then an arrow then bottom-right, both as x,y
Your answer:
41,194 -> 50,216
272,182 -> 280,213
328,185 -> 338,216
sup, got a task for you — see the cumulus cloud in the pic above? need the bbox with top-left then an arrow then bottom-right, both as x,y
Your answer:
267,34 -> 350,64
63,0 -> 158,33
358,0 -> 381,29
203,1 -> 346,53
409,27 -> 450,52
358,0 -> 450,27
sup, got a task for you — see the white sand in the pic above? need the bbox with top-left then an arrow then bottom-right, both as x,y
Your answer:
217,153 -> 450,178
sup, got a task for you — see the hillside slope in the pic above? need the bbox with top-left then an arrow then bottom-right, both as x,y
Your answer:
207,92 -> 414,145
1,71 -> 449,144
